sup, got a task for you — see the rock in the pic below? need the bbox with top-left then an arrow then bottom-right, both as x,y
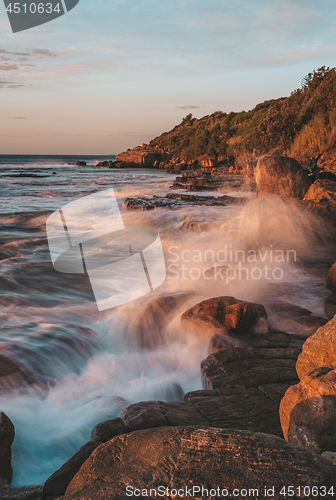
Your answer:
279,367 -> 336,453
208,328 -> 303,353
296,315 -> 336,380
75,161 -> 86,166
255,155 -> 310,199
91,417 -> 129,443
199,327 -> 302,438
304,179 -> 336,205
116,149 -> 161,167
0,354 -> 37,390
0,412 -> 15,486
303,179 -> 336,221
120,401 -> 168,431
181,296 -> 267,336
184,387 -> 284,436
62,427 -> 335,500
326,262 -> 336,292
42,441 -> 100,499
322,451 -> 336,466
201,346 -> 299,390
0,485 -> 43,499
119,400 -> 209,433
126,291 -> 194,349
123,194 -> 246,210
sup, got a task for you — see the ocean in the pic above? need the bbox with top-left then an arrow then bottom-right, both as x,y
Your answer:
0,155 -> 333,486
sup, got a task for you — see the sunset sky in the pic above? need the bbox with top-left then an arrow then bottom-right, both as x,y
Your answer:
1,0 -> 336,154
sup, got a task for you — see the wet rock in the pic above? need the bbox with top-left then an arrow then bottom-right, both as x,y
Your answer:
0,485 -> 43,500
43,441 -> 100,500
296,315 -> 336,380
0,354 -> 37,391
184,387 -> 283,436
159,401 -> 209,427
75,161 -> 86,166
119,401 -> 168,431
208,328 -> 304,354
255,155 -> 310,199
326,262 -> 336,292
199,327 -> 302,438
92,400 -> 209,441
123,193 -> 246,210
181,296 -> 267,336
127,291 -> 194,349
201,346 -> 299,390
280,367 -> 336,453
62,427 -> 335,500
0,412 -> 15,486
91,417 -> 129,443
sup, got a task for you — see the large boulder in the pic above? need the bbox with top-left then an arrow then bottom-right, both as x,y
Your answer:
61,427 -> 335,500
279,367 -> 336,453
0,412 -> 15,487
181,296 -> 267,336
255,155 -> 310,199
296,315 -> 336,380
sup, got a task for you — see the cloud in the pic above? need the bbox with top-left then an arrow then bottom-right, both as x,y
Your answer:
175,105 -> 201,110
0,77 -> 23,88
0,64 -> 18,70
32,49 -> 56,57
0,48 -> 29,57
9,116 -> 27,119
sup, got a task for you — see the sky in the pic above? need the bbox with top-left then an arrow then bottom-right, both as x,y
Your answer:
0,0 -> 336,154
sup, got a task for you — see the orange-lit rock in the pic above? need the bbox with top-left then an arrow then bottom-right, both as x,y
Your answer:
62,427 -> 335,500
255,155 -> 310,199
181,296 -> 267,336
279,367 -> 336,453
296,315 -> 336,380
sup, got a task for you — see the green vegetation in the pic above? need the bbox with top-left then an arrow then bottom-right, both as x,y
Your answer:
149,67 -> 336,166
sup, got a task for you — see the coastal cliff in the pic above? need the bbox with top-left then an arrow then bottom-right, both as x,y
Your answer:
114,67 -> 336,172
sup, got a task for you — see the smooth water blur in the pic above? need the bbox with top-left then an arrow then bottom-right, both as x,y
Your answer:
0,155 -> 335,486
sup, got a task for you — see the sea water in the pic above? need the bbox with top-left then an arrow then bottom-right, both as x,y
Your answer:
0,155 -> 334,486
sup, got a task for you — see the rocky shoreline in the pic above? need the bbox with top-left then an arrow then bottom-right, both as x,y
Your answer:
2,153 -> 336,499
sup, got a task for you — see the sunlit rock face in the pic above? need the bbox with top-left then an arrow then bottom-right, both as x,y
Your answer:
280,367 -> 336,453
280,316 -> 336,453
255,155 -> 310,199
62,427 -> 335,500
181,296 -> 267,336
